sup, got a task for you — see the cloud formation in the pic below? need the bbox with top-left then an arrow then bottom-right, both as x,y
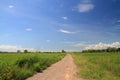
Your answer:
85,42 -> 120,50
67,41 -> 120,51
0,45 -> 36,52
8,5 -> 14,9
26,28 -> 32,31
117,20 -> 120,22
59,29 -> 76,34
75,0 -> 95,13
77,4 -> 94,12
62,16 -> 68,20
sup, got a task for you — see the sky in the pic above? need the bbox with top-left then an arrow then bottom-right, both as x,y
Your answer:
0,0 -> 120,52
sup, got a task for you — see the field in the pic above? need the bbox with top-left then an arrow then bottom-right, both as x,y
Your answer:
72,53 -> 120,80
1,52 -> 120,80
0,53 -> 65,80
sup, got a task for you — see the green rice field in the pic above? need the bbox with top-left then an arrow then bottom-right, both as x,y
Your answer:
72,53 -> 120,80
0,53 -> 65,80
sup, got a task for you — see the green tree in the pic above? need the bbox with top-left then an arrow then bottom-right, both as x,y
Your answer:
17,50 -> 21,53
24,49 -> 28,53
62,50 -> 66,53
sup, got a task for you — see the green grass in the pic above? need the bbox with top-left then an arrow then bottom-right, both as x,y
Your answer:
72,53 -> 120,80
0,53 -> 65,80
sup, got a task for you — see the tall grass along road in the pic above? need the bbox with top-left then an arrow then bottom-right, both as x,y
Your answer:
26,54 -> 83,80
0,53 -> 65,80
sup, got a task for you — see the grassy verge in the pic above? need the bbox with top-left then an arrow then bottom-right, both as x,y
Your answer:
72,53 -> 120,80
0,53 -> 65,80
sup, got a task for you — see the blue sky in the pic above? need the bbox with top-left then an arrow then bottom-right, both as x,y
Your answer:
0,0 -> 120,52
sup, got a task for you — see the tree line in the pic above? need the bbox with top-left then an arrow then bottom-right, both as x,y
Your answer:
0,49 -> 66,53
82,47 -> 120,53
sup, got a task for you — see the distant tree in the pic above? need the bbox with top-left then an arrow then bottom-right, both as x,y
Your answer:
17,50 -> 21,53
117,48 -> 120,52
62,50 -> 66,53
82,47 -> 120,53
106,47 -> 117,52
24,49 -> 28,53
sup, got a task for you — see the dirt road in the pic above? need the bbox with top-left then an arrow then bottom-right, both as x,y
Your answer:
26,54 -> 83,80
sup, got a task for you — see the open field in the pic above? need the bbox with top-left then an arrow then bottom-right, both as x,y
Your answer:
72,53 -> 120,80
1,52 -> 120,80
0,53 -> 65,80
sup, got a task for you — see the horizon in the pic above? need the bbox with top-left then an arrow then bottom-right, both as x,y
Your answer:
0,0 -> 120,52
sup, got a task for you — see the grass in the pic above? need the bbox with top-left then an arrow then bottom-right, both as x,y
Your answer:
72,53 -> 120,80
0,53 -> 65,80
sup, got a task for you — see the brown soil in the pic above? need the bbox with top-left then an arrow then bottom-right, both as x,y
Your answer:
26,54 -> 84,80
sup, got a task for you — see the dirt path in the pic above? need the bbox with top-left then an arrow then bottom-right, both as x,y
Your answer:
26,54 -> 83,80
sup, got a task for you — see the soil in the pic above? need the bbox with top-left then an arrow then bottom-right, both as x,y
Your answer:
26,54 -> 84,80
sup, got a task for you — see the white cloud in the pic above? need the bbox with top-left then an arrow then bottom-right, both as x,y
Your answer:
0,45 -> 36,52
74,0 -> 94,13
8,5 -> 14,9
26,28 -> 32,31
62,17 -> 68,20
84,42 -> 120,50
77,3 -> 94,12
59,29 -> 76,34
117,20 -> 120,22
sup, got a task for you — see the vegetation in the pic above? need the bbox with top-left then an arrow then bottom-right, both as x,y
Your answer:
82,47 -> 120,53
62,50 -> 66,53
0,53 -> 65,80
72,53 -> 120,80
24,49 -> 28,53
